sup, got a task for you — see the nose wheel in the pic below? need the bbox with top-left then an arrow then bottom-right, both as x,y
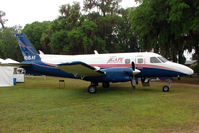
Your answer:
162,79 -> 171,92
162,85 -> 170,92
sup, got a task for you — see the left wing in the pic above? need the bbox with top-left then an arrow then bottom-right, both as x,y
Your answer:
57,61 -> 105,78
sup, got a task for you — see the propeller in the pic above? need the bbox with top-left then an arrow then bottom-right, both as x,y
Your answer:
132,62 -> 135,71
131,62 -> 140,89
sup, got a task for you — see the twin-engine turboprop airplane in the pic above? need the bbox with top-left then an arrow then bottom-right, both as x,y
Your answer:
14,33 -> 193,93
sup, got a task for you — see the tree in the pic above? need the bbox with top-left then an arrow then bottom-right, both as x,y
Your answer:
83,0 -> 137,53
22,21 -> 52,53
116,8 -> 139,52
83,0 -> 122,17
0,10 -> 8,29
58,2 -> 81,30
0,26 -> 23,61
49,2 -> 82,54
129,0 -> 197,64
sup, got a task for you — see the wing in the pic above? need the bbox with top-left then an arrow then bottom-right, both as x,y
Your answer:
0,63 -> 31,67
57,61 -> 105,78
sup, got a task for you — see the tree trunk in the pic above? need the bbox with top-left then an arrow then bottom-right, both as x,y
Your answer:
178,50 -> 183,64
0,21 -> 5,29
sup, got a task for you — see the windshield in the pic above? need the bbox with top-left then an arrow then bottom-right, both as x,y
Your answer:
150,57 -> 161,63
157,56 -> 168,63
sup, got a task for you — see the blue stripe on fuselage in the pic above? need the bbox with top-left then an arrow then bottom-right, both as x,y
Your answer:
137,67 -> 185,77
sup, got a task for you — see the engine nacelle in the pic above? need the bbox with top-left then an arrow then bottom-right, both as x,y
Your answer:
101,67 -> 133,82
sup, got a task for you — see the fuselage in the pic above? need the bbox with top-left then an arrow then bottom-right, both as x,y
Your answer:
16,33 -> 194,92
29,52 -> 193,79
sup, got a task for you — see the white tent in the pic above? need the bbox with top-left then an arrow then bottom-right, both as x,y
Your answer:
0,66 -> 14,87
0,58 -> 5,63
4,58 -> 19,64
0,58 -> 24,87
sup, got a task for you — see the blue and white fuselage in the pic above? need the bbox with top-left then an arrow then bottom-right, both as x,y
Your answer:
38,53 -> 193,77
16,33 -> 193,93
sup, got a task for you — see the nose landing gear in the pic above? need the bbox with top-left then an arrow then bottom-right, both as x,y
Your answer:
162,79 -> 171,92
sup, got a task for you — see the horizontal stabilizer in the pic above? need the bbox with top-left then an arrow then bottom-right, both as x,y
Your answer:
0,63 -> 31,67
57,61 -> 105,78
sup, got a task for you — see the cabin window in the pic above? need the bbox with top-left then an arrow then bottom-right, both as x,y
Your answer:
137,58 -> 144,64
150,57 -> 161,63
125,59 -> 130,64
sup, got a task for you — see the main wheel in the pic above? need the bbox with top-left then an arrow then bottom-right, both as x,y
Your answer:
102,82 -> 110,88
162,85 -> 170,92
88,85 -> 97,93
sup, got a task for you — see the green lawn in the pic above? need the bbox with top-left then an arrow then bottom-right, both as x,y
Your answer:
0,76 -> 199,133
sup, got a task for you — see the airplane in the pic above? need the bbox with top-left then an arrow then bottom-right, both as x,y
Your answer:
14,33 -> 193,93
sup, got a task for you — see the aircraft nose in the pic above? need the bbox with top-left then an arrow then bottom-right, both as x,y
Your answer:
185,67 -> 194,75
179,64 -> 194,76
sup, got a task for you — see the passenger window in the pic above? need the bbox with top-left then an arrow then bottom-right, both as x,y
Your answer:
125,59 -> 130,64
150,57 -> 161,63
137,58 -> 144,64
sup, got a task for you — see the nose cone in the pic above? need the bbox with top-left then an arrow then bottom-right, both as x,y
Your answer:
185,67 -> 194,75
176,63 -> 194,76
168,62 -> 194,76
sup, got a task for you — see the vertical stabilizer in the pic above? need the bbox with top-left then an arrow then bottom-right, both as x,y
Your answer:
16,33 -> 40,61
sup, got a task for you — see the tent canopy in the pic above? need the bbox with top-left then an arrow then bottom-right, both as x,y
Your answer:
0,58 -> 19,64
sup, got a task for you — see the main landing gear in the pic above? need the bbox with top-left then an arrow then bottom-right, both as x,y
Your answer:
102,82 -> 110,88
88,82 -> 98,93
88,82 -> 110,94
88,85 -> 97,93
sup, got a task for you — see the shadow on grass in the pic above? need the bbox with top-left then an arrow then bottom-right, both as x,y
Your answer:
87,86 -> 162,95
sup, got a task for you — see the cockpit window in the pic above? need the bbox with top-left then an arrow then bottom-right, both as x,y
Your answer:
150,57 -> 161,63
157,56 -> 168,63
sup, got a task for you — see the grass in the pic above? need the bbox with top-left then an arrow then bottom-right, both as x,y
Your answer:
173,76 -> 199,84
0,76 -> 199,133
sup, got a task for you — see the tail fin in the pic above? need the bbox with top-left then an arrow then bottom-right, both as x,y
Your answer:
16,33 -> 40,61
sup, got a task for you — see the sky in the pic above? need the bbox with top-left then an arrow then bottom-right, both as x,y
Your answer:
1,0 -> 138,27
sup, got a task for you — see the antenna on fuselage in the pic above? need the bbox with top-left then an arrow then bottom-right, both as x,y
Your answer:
94,50 -> 99,55
39,50 -> 44,55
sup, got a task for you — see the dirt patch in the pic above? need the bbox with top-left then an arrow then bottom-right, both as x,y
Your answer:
152,81 -> 199,88
159,123 -> 199,133
172,82 -> 199,87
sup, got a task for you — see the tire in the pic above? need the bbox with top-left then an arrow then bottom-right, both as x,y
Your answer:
162,85 -> 169,92
102,82 -> 110,88
88,85 -> 97,93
